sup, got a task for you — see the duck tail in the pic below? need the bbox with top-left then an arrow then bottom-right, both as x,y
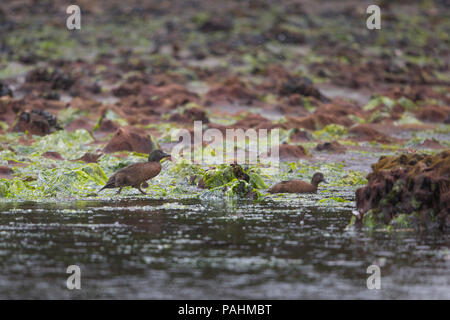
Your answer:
98,181 -> 115,193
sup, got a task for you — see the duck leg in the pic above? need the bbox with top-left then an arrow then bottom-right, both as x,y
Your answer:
137,186 -> 147,195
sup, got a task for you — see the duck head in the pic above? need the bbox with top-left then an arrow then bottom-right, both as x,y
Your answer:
148,149 -> 171,162
311,172 -> 327,186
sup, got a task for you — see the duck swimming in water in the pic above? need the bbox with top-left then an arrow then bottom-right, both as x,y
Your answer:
268,172 -> 327,194
98,149 -> 170,195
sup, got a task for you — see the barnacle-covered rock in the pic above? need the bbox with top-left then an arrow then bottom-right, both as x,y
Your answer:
354,151 -> 449,231
12,109 -> 62,136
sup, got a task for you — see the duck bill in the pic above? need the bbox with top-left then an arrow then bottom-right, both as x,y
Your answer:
161,153 -> 172,162
322,179 -> 329,184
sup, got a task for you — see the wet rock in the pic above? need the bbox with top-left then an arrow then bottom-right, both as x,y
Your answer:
287,94 -> 304,106
279,144 -> 308,160
72,152 -> 103,163
205,79 -> 258,105
97,119 -> 121,133
206,113 -> 281,134
92,108 -> 124,133
0,97 -> 24,125
0,82 -> 13,97
65,117 -> 95,133
232,113 -> 274,130
381,86 -> 449,104
198,164 -> 258,194
26,68 -> 75,91
316,100 -> 366,119
87,82 -> 102,94
230,164 -> 250,183
228,180 -> 259,200
43,151 -> 64,160
289,129 -> 310,142
355,151 -> 449,231
417,139 -> 445,149
198,16 -> 233,32
445,114 -> 450,124
103,127 -> 154,154
169,107 -> 209,123
7,160 -> 28,167
414,106 -> 450,123
315,141 -> 346,153
349,124 -> 391,143
285,113 -> 352,131
69,97 -> 102,112
12,109 -> 62,136
278,76 -> 330,103
112,83 -> 141,97
269,23 -> 305,44
197,176 -> 207,189
0,166 -> 13,179
140,84 -> 199,110
41,91 -> 60,100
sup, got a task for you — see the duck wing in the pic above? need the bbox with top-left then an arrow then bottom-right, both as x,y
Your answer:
269,179 -> 309,193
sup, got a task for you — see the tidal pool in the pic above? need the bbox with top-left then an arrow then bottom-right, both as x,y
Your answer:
0,197 -> 448,299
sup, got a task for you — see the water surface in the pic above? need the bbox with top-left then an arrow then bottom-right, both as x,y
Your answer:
0,197 -> 448,299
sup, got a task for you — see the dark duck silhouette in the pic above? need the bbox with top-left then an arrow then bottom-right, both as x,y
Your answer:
99,149 -> 170,195
268,172 -> 327,194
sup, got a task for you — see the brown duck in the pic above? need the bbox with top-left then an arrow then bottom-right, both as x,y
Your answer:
98,149 -> 170,195
268,172 -> 327,194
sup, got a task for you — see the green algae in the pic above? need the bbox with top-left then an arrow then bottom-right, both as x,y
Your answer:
318,197 -> 351,204
0,162 -> 107,199
93,109 -> 128,131
201,164 -> 267,190
364,96 -> 396,112
32,129 -> 94,157
313,124 -> 348,140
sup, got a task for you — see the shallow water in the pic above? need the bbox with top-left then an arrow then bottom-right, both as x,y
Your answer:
0,197 -> 448,299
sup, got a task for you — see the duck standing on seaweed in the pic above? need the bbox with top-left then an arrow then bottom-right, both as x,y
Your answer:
98,149 -> 171,195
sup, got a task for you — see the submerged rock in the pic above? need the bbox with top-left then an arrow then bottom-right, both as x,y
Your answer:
355,151 -> 449,231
